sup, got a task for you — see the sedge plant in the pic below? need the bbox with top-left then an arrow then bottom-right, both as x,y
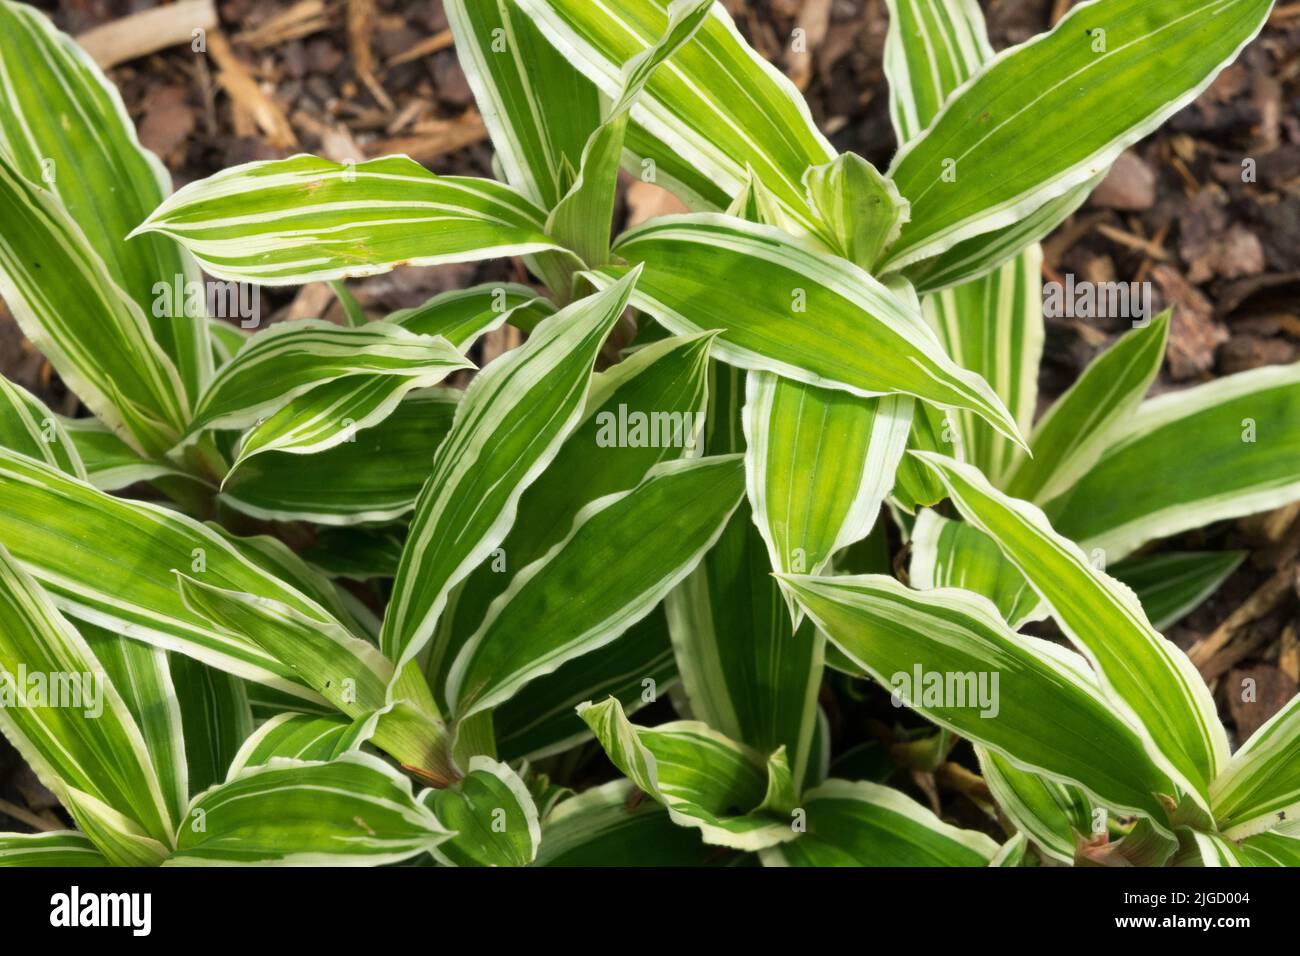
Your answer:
0,0 -> 1295,867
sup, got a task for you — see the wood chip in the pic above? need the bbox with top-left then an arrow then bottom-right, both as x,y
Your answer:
77,0 -> 217,70
385,29 -> 454,68
785,0 -> 833,91
208,32 -> 296,149
625,179 -> 690,227
233,0 -> 333,50
365,109 -> 488,163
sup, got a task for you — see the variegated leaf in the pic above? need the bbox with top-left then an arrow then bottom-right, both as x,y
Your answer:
446,454 -> 745,719
133,154 -> 568,285
382,272 -> 640,672
601,215 -> 1026,446
882,0 -> 1274,272
168,752 -> 451,866
917,452 -> 1228,802
761,778 -> 999,866
577,697 -> 798,851
0,0 -> 211,399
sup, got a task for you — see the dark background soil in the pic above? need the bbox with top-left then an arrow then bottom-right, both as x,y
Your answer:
2,0 -> 1298,842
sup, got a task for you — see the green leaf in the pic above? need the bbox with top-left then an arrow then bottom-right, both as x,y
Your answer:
445,0 -> 602,210
909,509 -> 1040,627
173,573 -> 393,720
303,526 -> 405,581
429,330 -> 713,698
921,248 -> 1045,484
132,154 -> 567,285
1110,551 -> 1246,632
603,215 -> 1026,446
168,752 -> 451,866
883,0 -> 991,146
804,153 -> 910,271
779,572 -> 1176,823
666,362 -> 824,784
188,319 -> 470,437
58,415 -> 187,492
977,747 -> 1092,864
391,282 -> 556,341
1005,313 -> 1170,504
902,184 -> 1097,294
495,608 -> 676,761
0,448 -> 369,702
1048,361 -> 1300,561
426,757 -> 541,866
0,543 -> 173,864
0,151 -> 188,456
169,655 -> 252,795
533,779 -> 725,866
225,713 -> 376,777
761,778 -> 999,866
0,830 -> 108,867
916,452 -> 1228,802
744,374 -> 911,607
881,0 -> 1096,291
382,272 -> 640,672
1239,825 -> 1300,866
221,391 -> 458,525
225,290 -> 541,472
883,0 -> 1273,272
515,0 -> 835,225
0,375 -> 87,477
1211,693 -> 1300,838
576,697 -> 797,851
546,0 -> 713,268
0,0 -> 211,400
447,454 -> 745,718
79,621 -> 189,832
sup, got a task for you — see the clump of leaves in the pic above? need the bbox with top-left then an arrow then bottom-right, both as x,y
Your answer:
0,0 -> 1295,868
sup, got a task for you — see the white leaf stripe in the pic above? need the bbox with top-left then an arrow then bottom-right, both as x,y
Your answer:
1049,361 -> 1300,561
0,830 -> 107,866
1211,692 -> 1300,837
577,697 -> 797,852
883,0 -> 990,145
921,247 -> 1043,485
761,777 -> 999,866
221,391 -> 458,526
445,0 -> 603,209
80,621 -> 189,834
1005,312 -> 1169,505
780,572 -> 1177,823
168,752 -> 451,866
188,319 -> 470,435
743,374 -> 912,601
